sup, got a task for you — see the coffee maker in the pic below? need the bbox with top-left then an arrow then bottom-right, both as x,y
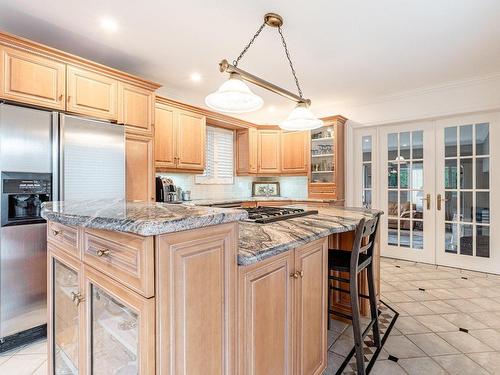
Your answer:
155,177 -> 181,203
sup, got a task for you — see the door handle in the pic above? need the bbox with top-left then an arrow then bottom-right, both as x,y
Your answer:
421,193 -> 431,210
437,194 -> 448,211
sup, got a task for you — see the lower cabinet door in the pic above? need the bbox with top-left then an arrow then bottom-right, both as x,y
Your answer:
238,251 -> 295,375
294,239 -> 328,375
82,265 -> 155,375
48,245 -> 84,375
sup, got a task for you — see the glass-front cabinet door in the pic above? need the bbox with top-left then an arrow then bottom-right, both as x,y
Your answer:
49,246 -> 83,375
83,266 -> 155,375
310,124 -> 335,184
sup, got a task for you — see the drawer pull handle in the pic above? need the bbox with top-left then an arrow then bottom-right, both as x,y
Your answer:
96,248 -> 110,257
71,292 -> 84,306
52,229 -> 62,236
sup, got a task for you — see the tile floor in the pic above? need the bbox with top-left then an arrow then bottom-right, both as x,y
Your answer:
3,257 -> 500,374
325,257 -> 500,374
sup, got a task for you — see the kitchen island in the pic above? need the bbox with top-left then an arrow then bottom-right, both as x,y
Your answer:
41,200 -> 380,375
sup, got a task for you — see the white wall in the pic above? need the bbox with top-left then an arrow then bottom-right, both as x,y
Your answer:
343,73 -> 500,206
156,173 -> 308,200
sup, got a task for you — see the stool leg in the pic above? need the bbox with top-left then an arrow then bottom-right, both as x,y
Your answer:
367,262 -> 381,348
350,274 -> 366,375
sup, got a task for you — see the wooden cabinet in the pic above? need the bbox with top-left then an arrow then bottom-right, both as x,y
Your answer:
238,251 -> 294,375
118,82 -> 154,136
309,116 -> 346,201
82,265 -> 155,374
156,223 -> 238,375
154,102 -> 206,172
237,129 -> 309,176
48,240 -> 155,375
281,131 -> 309,174
154,103 -> 176,169
236,128 -> 258,175
66,65 -> 118,120
176,110 -> 206,170
0,45 -> 65,110
294,241 -> 328,375
238,238 -> 328,375
126,133 -> 154,202
257,129 -> 281,174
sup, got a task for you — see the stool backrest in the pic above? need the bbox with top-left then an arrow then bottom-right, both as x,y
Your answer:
350,212 -> 381,271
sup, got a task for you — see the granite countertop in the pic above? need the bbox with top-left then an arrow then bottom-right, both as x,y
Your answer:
238,205 -> 382,266
41,200 -> 248,236
188,196 -> 339,206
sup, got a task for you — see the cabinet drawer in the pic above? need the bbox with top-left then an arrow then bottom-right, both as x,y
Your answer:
309,183 -> 335,193
47,222 -> 79,259
83,228 -> 154,297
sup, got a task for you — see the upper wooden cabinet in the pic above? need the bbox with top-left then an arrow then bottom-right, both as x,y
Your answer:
308,116 -> 346,201
281,131 -> 309,174
154,101 -> 206,172
176,110 -> 205,170
125,133 -> 154,202
118,82 -> 154,136
0,45 -> 65,110
237,128 -> 309,176
236,128 -> 258,175
66,65 -> 118,120
257,129 -> 281,174
154,103 -> 176,169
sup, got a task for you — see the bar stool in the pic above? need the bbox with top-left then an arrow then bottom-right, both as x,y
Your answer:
328,213 -> 381,375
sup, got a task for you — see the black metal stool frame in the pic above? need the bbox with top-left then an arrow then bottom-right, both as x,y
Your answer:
328,213 -> 381,375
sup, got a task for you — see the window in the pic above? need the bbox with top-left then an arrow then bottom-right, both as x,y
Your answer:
362,135 -> 372,208
195,126 -> 234,184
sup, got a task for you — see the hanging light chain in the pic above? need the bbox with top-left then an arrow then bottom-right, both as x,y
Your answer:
277,26 -> 303,99
233,21 -> 266,67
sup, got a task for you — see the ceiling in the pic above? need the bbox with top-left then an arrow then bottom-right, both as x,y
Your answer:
1,0 -> 500,124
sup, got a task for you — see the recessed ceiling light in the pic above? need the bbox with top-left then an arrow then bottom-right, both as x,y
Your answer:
190,73 -> 202,82
100,17 -> 119,32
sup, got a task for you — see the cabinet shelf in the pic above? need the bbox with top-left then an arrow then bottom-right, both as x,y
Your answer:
96,309 -> 138,356
311,154 -> 334,158
311,137 -> 333,142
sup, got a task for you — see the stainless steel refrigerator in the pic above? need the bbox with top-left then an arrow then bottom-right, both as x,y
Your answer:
0,103 -> 125,350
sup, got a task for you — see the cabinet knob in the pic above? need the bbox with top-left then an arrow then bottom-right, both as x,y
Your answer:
96,248 -> 110,257
290,271 -> 299,279
58,94 -> 63,101
71,292 -> 84,306
52,229 -> 62,236
298,270 -> 304,278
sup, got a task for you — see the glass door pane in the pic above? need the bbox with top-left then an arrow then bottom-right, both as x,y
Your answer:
310,125 -> 335,183
91,285 -> 138,374
54,259 -> 79,375
442,123 -> 490,258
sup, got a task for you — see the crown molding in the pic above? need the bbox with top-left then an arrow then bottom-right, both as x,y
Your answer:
0,30 -> 161,90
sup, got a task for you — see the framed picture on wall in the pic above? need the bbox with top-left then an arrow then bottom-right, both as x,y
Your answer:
252,181 -> 280,197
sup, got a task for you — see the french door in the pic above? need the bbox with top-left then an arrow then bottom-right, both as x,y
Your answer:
380,123 -> 436,264
378,113 -> 500,274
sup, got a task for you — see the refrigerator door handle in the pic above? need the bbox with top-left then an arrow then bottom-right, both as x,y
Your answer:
58,113 -> 65,201
51,112 -> 60,201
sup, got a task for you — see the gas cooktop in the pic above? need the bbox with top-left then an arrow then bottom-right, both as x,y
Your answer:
241,206 -> 318,224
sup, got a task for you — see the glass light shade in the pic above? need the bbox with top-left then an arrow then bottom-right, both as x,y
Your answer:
280,103 -> 323,131
205,75 -> 263,113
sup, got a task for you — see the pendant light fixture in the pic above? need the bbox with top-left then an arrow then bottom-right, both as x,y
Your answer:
205,13 -> 323,131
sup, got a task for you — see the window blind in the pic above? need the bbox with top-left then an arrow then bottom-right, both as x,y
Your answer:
195,126 -> 234,184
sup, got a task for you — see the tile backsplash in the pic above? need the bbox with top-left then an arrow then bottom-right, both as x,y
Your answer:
156,173 -> 308,200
